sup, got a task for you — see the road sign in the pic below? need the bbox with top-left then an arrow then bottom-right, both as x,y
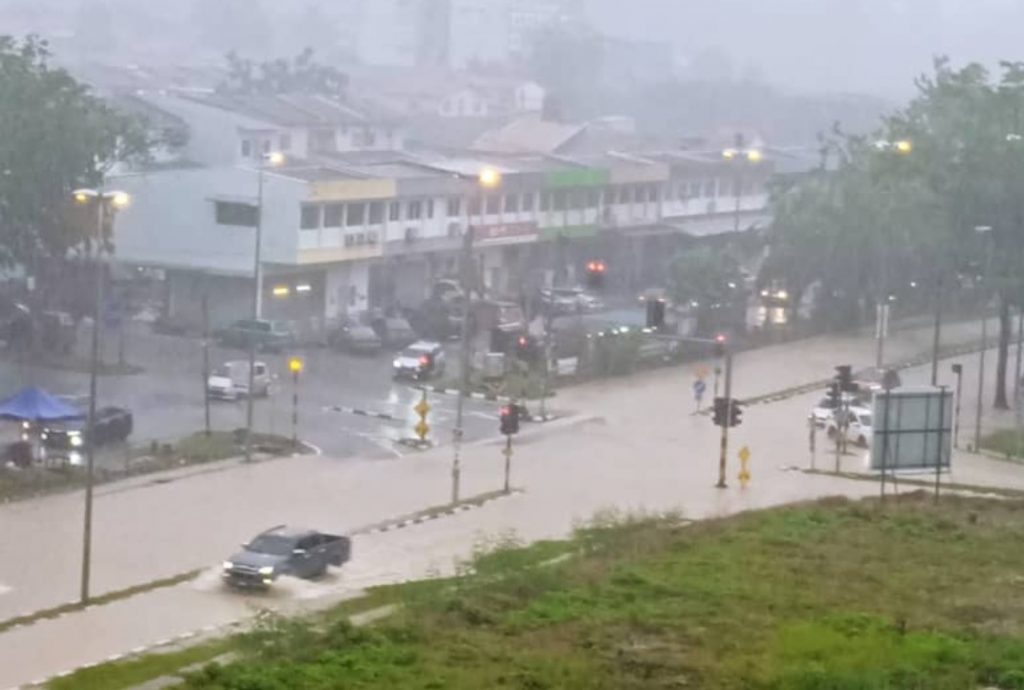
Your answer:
738,445 -> 750,463
693,379 -> 707,401
414,421 -> 430,440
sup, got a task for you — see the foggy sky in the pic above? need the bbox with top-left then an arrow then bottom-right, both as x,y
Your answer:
586,0 -> 1024,97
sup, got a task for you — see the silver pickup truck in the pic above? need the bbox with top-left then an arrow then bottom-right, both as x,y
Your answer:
222,525 -> 351,589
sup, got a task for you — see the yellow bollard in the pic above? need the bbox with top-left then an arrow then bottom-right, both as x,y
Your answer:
738,445 -> 751,489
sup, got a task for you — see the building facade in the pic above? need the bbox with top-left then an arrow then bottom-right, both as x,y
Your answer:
110,149 -> 773,337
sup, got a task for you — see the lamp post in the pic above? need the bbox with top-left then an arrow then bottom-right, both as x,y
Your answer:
245,151 -> 284,464
451,165 -> 501,505
722,134 -> 763,235
974,225 -> 994,453
288,356 -> 303,448
871,138 -> 913,370
72,187 -> 130,605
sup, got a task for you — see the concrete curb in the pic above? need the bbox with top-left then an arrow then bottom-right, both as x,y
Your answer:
352,489 -> 524,537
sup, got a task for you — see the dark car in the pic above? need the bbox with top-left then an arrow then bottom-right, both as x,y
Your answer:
392,341 -> 446,380
222,526 -> 352,589
329,319 -> 382,355
215,319 -> 294,353
42,406 -> 133,452
372,316 -> 418,349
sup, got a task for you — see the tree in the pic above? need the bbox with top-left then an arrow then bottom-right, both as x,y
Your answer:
668,246 -> 745,334
0,35 -> 148,267
219,48 -> 348,97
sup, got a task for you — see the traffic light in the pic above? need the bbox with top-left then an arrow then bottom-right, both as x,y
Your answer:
645,298 -> 666,330
585,260 -> 607,289
712,397 -> 729,427
826,381 -> 841,408
514,334 -> 537,362
713,333 -> 727,358
835,365 -> 854,392
500,404 -> 520,435
728,400 -> 744,427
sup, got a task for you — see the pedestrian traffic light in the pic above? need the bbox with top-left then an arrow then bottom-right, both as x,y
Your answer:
728,400 -> 744,427
713,333 -> 727,358
585,260 -> 607,289
835,365 -> 854,392
712,396 -> 729,427
500,404 -> 520,435
645,298 -> 666,330
951,363 -> 963,376
826,381 -> 841,408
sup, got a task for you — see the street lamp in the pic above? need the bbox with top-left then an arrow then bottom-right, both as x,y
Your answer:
451,165 -> 502,505
974,224 -> 994,453
71,186 -> 130,605
722,134 -> 762,234
245,151 -> 285,464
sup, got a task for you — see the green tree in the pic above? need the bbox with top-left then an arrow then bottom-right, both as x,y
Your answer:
668,246 -> 744,334
219,48 -> 348,97
0,35 -> 148,266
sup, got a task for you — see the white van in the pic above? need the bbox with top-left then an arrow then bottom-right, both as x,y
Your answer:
207,360 -> 271,400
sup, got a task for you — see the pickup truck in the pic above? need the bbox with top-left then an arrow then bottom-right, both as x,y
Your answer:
222,526 -> 351,588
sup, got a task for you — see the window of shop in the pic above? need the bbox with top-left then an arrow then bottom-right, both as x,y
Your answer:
468,197 -> 481,216
300,204 -> 321,230
586,189 -> 600,208
521,192 -> 535,212
346,202 -> 365,226
447,197 -> 461,217
505,194 -> 519,213
215,201 -> 257,227
552,190 -> 566,211
389,202 -> 401,222
369,202 -> 384,224
618,186 -> 630,204
324,203 -> 344,227
704,179 -> 717,197
407,200 -> 422,219
485,195 -> 500,214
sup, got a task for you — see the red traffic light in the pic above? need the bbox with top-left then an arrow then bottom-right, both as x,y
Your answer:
586,260 -> 607,273
715,333 -> 727,344
517,336 -> 528,347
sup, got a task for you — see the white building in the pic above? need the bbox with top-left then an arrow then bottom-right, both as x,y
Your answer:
129,91 -> 407,168
109,149 -> 772,337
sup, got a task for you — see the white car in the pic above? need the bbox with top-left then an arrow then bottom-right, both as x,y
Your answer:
207,360 -> 271,400
810,393 -> 860,427
393,341 -> 446,380
540,287 -> 603,314
825,408 -> 873,448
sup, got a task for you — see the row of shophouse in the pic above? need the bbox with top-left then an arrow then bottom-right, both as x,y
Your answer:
108,90 -> 776,334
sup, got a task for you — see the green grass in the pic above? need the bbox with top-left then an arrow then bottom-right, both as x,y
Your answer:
118,494 -> 1024,690
982,428 -> 1024,459
46,640 -> 229,690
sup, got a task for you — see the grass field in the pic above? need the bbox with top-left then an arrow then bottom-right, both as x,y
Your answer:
128,495 -> 1024,690
52,494 -> 1024,689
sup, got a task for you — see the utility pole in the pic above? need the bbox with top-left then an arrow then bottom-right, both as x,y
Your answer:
974,227 -> 994,453
451,215 -> 475,504
930,272 -> 943,386
716,348 -> 734,488
1015,308 -> 1023,405
538,311 -> 553,422
202,291 -> 211,436
80,196 -> 105,605
245,159 -> 269,463
951,363 -> 963,450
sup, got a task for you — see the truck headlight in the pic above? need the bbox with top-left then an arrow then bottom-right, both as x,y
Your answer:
70,434 -> 83,448
393,359 -> 401,368
258,566 -> 274,576
222,561 -> 234,570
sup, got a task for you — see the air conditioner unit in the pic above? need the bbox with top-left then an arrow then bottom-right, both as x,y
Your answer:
447,222 -> 462,238
404,227 -> 419,242
366,231 -> 379,244
355,233 -> 366,245
344,234 -> 355,247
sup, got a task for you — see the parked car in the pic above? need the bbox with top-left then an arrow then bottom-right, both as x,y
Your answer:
540,287 -> 604,315
328,319 -> 382,355
393,341 -> 446,380
222,526 -> 352,589
207,360 -> 271,400
826,407 -> 873,447
215,319 -> 294,353
42,406 -> 133,452
371,315 -> 418,348
809,393 -> 863,427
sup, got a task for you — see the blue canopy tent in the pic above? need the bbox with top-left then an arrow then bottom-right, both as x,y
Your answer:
0,387 -> 84,422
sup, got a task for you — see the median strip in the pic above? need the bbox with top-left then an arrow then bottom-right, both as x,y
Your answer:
0,569 -> 200,636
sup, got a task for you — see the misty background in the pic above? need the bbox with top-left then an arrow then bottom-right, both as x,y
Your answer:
2,0 -> 1022,144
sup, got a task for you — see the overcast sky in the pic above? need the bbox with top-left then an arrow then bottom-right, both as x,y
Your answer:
586,0 -> 1024,97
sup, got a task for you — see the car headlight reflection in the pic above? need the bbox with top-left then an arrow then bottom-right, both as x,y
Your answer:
258,566 -> 275,576
222,561 -> 234,570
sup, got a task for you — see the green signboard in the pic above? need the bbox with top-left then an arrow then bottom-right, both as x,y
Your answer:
545,168 -> 610,189
540,225 -> 600,240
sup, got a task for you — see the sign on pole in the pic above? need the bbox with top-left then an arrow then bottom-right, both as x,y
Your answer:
693,378 -> 706,410
871,386 -> 953,472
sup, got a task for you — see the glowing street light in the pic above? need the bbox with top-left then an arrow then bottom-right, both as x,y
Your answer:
478,166 -> 501,189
